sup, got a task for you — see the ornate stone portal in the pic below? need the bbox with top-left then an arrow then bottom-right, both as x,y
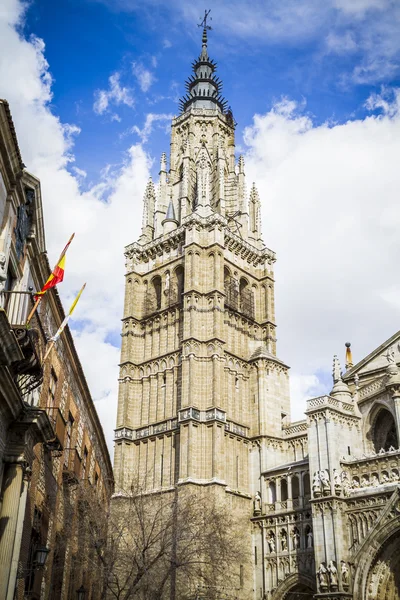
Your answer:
112,23 -> 400,600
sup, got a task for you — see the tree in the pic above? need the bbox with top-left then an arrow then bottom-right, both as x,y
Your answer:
77,480 -> 249,600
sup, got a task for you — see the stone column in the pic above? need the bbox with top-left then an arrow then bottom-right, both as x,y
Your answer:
392,389 -> 400,440
0,462 -> 24,600
287,474 -> 293,510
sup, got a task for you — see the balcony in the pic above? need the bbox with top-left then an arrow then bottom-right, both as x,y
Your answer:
62,448 -> 82,484
0,290 -> 47,397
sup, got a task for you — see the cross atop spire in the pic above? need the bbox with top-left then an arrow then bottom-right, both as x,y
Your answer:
198,9 -> 212,33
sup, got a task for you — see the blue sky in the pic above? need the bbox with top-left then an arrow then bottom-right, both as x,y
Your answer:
2,0 -> 400,452
22,0 -> 399,184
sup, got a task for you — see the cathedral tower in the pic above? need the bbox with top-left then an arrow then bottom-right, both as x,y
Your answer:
113,22 -> 292,598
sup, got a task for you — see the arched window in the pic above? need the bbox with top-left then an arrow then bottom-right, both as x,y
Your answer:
175,266 -> 184,303
269,481 -> 276,503
239,277 -> 254,318
152,276 -> 162,310
371,408 -> 398,452
303,473 -> 311,497
292,475 -> 300,500
281,478 -> 288,502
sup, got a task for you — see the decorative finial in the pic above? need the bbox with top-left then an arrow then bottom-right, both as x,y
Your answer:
345,342 -> 353,369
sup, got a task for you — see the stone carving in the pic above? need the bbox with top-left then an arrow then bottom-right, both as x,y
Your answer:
292,528 -> 300,549
312,471 -> 321,497
371,473 -> 380,486
280,530 -> 288,551
341,561 -> 349,587
318,562 -> 329,591
267,532 -> 276,553
320,469 -> 331,494
328,560 -> 338,589
307,528 -> 313,549
333,468 -> 342,493
253,491 -> 261,514
383,346 -> 396,364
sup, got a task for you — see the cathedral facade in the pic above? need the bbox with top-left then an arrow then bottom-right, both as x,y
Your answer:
113,26 -> 400,600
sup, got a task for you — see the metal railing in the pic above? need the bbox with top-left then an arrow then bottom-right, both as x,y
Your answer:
1,290 -> 47,396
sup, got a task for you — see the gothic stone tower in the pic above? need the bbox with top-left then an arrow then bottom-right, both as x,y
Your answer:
113,24 -> 291,598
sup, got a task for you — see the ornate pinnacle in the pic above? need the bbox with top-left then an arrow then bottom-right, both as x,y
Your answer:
160,152 -> 167,173
332,355 -> 342,383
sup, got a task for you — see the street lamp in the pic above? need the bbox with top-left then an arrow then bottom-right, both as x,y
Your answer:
34,546 -> 50,568
76,585 -> 87,600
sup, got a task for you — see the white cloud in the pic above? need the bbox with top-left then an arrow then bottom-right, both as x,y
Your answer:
93,72 -> 135,115
325,31 -> 357,54
244,91 -> 400,415
131,113 -> 173,143
72,166 -> 87,179
132,62 -> 155,92
0,1 -> 150,457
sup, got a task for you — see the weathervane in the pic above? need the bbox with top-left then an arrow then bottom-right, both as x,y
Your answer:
198,9 -> 212,31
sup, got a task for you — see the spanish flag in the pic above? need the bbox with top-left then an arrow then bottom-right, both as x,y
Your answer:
34,233 -> 74,301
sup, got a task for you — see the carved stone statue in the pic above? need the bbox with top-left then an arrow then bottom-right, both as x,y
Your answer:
342,471 -> 351,496
280,530 -> 288,551
320,469 -> 331,493
318,563 -> 329,590
333,469 -> 341,493
328,560 -> 338,589
312,472 -> 321,496
267,533 -> 275,553
307,529 -> 313,549
361,474 -> 370,487
292,529 -> 300,549
253,491 -> 262,513
371,473 -> 380,486
341,561 -> 349,587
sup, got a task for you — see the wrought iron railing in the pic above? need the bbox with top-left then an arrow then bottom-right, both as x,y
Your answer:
1,290 -> 47,396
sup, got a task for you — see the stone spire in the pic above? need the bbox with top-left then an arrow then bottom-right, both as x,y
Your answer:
330,355 -> 352,401
139,178 -> 155,243
162,199 -> 179,234
179,17 -> 228,114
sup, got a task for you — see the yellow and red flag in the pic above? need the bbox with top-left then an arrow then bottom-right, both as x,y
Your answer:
50,283 -> 86,343
34,233 -> 74,301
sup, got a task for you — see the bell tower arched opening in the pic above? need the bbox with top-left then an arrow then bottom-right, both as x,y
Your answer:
371,408 -> 398,452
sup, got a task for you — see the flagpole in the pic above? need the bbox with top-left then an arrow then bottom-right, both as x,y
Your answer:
26,233 -> 75,326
